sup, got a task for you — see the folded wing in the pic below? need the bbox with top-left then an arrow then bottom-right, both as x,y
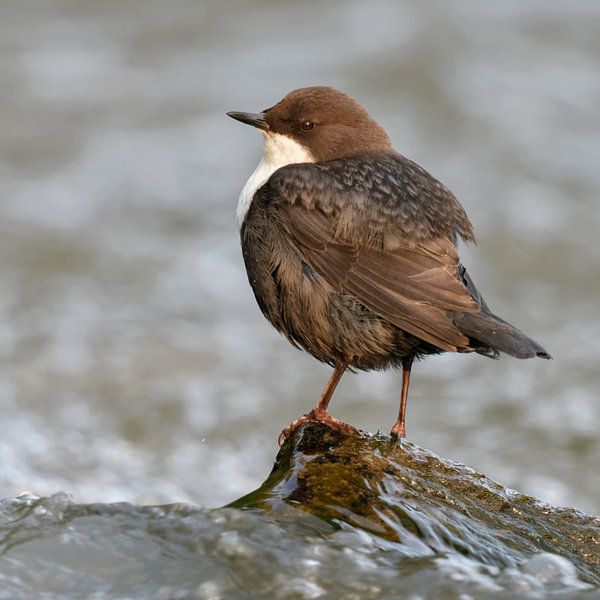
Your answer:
261,154 -> 481,352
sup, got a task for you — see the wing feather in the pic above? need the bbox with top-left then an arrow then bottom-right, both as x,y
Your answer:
260,153 -> 480,352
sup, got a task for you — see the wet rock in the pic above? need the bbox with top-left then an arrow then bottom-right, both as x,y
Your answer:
232,423 -> 600,585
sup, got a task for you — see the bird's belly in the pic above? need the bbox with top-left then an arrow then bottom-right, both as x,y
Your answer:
241,215 -> 416,370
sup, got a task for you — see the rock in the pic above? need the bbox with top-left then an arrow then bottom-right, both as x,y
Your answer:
231,422 -> 600,585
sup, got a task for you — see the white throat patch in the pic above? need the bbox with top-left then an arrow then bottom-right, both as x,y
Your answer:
236,132 -> 315,228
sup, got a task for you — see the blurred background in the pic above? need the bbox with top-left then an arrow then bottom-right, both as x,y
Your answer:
0,0 -> 598,513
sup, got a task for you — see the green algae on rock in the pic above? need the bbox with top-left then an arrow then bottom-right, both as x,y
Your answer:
232,423 -> 600,585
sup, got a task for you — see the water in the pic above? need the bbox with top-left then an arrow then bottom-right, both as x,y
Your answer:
1,426 -> 598,599
0,0 -> 599,596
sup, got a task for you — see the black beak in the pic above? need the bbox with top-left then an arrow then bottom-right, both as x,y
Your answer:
226,111 -> 270,131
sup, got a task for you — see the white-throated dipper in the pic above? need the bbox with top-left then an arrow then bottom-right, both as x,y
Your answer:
228,86 -> 551,445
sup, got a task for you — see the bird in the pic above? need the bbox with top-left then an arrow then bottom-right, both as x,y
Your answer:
227,86 -> 551,445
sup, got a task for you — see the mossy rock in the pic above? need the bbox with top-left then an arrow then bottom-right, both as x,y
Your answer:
232,422 -> 600,584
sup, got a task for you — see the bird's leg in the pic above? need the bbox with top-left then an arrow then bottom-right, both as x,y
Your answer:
390,355 -> 414,441
278,360 -> 358,446
312,360 -> 348,416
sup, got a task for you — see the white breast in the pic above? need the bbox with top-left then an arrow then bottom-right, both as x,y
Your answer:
236,132 -> 315,228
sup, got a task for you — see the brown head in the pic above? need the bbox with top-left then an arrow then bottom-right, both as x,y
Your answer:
228,86 -> 392,163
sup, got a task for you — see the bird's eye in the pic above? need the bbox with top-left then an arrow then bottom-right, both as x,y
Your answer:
300,120 -> 315,132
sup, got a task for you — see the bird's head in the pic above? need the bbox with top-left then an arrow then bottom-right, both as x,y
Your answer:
227,86 -> 391,164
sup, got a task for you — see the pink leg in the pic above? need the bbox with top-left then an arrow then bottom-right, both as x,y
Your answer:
278,361 -> 358,446
390,356 -> 413,441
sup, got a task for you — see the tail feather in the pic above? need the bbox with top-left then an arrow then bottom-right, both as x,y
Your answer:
454,311 -> 552,359
456,264 -> 552,360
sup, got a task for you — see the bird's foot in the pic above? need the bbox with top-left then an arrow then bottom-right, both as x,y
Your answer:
389,421 -> 406,444
278,409 -> 359,447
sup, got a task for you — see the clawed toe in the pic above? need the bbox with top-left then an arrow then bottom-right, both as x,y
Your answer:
278,410 -> 359,446
390,421 -> 406,443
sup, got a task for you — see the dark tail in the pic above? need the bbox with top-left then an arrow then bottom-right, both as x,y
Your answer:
455,265 -> 552,360
455,310 -> 552,359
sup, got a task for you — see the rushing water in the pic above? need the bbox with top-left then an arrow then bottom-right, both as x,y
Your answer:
0,0 -> 599,596
1,425 -> 599,599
